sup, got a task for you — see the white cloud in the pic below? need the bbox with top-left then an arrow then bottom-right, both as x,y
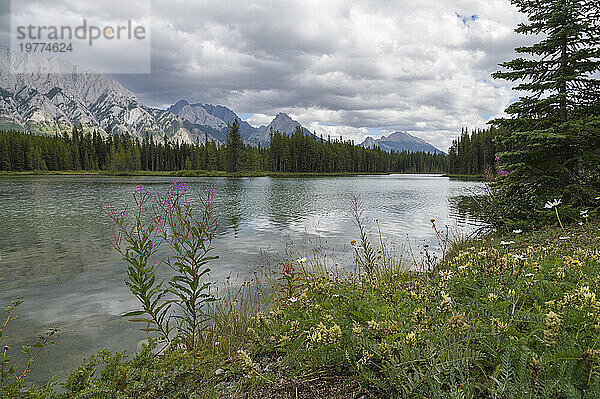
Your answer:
244,113 -> 272,127
8,0 -> 531,151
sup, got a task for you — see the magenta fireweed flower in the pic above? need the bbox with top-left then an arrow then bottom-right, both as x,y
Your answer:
107,179 -> 219,351
495,156 -> 500,161
205,186 -> 214,204
498,170 -> 510,176
169,179 -> 188,193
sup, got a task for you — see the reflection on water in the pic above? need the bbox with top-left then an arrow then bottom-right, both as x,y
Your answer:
0,174 -> 486,384
449,194 -> 489,228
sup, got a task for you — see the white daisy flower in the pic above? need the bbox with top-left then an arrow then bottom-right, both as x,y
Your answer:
544,199 -> 562,209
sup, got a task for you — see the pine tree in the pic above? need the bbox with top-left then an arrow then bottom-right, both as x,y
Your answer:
226,119 -> 244,172
0,134 -> 10,170
491,0 -> 600,224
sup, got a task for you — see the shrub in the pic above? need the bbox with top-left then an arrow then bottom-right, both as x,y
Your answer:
107,180 -> 219,352
1,298 -> 58,398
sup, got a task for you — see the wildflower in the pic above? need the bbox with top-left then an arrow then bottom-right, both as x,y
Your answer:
508,289 -> 516,297
367,319 -> 380,331
350,239 -> 356,245
544,199 -> 562,209
288,297 -> 299,303
497,170 -> 510,176
430,218 -> 435,223
439,291 -> 453,312
544,311 -> 561,346
405,331 -> 418,346
495,156 -> 500,161
524,273 -> 534,278
512,229 -> 522,234
581,210 -> 589,216
374,218 -> 379,223
596,197 -> 600,201
357,350 -> 373,366
279,334 -> 290,344
500,240 -> 515,246
491,318 -> 508,333
289,320 -> 300,333
309,322 -> 342,346
296,257 -> 307,264
559,236 -> 569,240
487,293 -> 498,301
439,270 -> 453,280
441,291 -> 452,302
237,349 -> 256,369
389,322 -> 399,332
352,322 -> 363,335
579,286 -> 597,307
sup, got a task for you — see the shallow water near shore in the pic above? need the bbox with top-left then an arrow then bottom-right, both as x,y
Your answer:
0,174 -> 485,384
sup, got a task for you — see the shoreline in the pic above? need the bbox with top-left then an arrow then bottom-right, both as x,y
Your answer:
0,170 -> 446,178
23,220 -> 598,398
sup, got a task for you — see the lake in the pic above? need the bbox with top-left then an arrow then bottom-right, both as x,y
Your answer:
0,174 -> 485,384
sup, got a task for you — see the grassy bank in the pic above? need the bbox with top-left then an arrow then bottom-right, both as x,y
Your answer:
0,170 -> 395,178
16,219 -> 600,398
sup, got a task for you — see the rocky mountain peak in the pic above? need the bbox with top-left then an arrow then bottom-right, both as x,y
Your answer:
361,131 -> 444,154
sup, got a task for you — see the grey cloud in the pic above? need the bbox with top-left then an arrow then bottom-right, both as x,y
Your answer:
10,0 -> 528,150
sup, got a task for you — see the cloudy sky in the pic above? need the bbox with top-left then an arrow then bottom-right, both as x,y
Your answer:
5,0 -> 531,151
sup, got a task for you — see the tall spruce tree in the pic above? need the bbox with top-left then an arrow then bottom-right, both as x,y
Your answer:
491,0 -> 600,225
226,119 -> 244,172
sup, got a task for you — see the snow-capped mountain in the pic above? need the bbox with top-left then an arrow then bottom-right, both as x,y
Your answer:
0,45 -> 192,141
167,101 -> 313,146
0,47 -> 443,153
167,100 -> 256,144
247,112 -> 312,146
361,131 -> 444,154
0,43 -> 315,144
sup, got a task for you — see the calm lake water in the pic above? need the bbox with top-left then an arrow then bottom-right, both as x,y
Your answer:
0,174 -> 485,384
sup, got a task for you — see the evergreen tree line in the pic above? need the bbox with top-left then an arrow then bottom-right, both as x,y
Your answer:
0,122 -> 447,174
487,0 -> 600,227
447,127 -> 499,175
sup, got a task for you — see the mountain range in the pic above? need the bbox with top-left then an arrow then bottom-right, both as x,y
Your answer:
361,131 -> 445,154
0,45 -> 443,153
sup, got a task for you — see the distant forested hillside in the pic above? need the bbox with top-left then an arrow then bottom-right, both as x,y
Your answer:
0,124 -> 447,174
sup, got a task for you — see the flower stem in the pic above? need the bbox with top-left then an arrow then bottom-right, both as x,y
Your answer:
555,207 -> 564,229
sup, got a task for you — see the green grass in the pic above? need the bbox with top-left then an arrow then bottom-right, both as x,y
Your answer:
16,221 -> 599,398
